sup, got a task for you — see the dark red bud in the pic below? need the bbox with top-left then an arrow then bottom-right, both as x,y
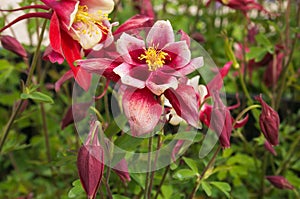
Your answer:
0,35 -> 27,58
77,121 -> 104,199
266,176 -> 294,190
255,94 -> 280,146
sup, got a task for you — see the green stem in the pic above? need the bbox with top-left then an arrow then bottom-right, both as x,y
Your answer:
233,104 -> 261,126
0,19 -> 47,153
102,177 -> 113,199
148,135 -> 162,198
238,68 -> 253,105
188,146 -> 221,199
144,136 -> 153,199
40,103 -> 51,162
259,152 -> 267,199
275,0 -> 300,110
275,133 -> 300,175
154,165 -> 170,199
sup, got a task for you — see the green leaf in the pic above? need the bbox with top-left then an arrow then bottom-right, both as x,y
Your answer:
112,195 -> 131,199
246,47 -> 268,62
114,133 -> 143,151
210,181 -> 231,198
201,181 -> 212,196
20,91 -> 54,104
255,34 -> 272,48
182,157 -> 198,173
104,114 -> 127,138
173,169 -> 197,180
68,179 -> 85,198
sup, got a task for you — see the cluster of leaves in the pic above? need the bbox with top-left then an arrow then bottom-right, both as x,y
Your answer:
0,0 -> 299,198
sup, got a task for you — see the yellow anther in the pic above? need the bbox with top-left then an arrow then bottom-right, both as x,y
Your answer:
139,46 -> 169,71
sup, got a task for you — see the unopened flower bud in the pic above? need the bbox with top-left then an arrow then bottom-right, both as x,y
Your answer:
255,94 -> 280,146
77,121 -> 104,199
266,176 -> 294,190
112,159 -> 131,183
0,35 -> 27,58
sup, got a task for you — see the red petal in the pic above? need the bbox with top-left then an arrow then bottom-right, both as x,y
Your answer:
122,87 -> 163,136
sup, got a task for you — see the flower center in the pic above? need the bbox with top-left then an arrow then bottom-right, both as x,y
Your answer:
139,46 -> 169,71
74,5 -> 109,36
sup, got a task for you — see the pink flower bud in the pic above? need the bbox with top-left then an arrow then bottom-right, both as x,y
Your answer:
255,94 -> 280,146
112,159 -> 131,183
0,35 -> 27,58
77,121 -> 104,199
264,140 -> 277,156
266,176 -> 294,190
211,92 -> 232,148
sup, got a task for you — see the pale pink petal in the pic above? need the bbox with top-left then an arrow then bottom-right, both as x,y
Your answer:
146,71 -> 178,96
113,63 -> 149,88
116,33 -> 145,64
177,57 -> 204,76
80,0 -> 114,14
163,41 -> 191,69
146,20 -> 174,49
76,58 -> 120,82
122,88 -> 163,136
165,84 -> 200,128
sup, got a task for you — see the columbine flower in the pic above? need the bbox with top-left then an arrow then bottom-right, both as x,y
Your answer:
266,176 -> 294,190
0,0 -> 115,91
78,20 -> 203,136
255,94 -> 280,146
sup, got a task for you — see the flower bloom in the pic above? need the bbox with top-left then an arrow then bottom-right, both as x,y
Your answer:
0,0 -> 115,91
78,20 -> 203,136
255,94 -> 280,146
266,176 -> 294,190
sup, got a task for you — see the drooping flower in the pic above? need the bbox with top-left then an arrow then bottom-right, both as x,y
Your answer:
0,35 -> 27,58
266,176 -> 294,190
77,120 -> 104,199
199,62 -> 249,148
78,20 -> 203,136
112,159 -> 131,183
255,94 -> 280,146
0,0 -> 115,91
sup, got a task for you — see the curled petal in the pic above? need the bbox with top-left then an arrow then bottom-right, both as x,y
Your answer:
122,88 -> 163,136
165,84 -> 200,128
233,114 -> 249,128
146,20 -> 174,49
113,14 -> 154,36
43,45 -> 64,64
113,63 -> 148,88
55,70 -> 73,92
146,71 -> 178,96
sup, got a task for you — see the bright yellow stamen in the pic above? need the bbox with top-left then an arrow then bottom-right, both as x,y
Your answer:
138,46 -> 169,71
221,0 -> 229,4
74,5 -> 110,37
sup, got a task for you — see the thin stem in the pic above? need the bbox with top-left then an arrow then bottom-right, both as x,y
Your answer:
40,103 -> 51,162
259,152 -> 267,199
232,104 -> 261,126
238,68 -> 253,105
188,146 -> 221,199
144,136 -> 153,199
154,165 -> 170,199
275,133 -> 300,175
102,177 -> 113,199
275,1 -> 300,110
0,19 -> 48,153
148,135 -> 162,198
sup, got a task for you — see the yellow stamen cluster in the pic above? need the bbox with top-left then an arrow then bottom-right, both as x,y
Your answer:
74,5 -> 110,37
139,46 -> 169,71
